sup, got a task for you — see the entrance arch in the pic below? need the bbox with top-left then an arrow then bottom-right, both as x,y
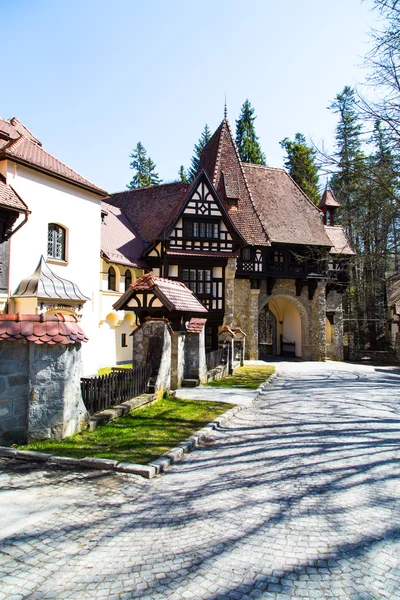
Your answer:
259,297 -> 302,358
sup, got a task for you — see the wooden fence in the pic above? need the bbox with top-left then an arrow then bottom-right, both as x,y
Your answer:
81,364 -> 151,415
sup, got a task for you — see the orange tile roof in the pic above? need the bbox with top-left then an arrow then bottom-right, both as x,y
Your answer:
0,117 -> 107,196
0,180 -> 29,212
0,313 -> 88,345
324,226 -> 354,255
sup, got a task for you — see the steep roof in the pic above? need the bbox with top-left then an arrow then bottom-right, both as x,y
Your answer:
106,182 -> 189,245
12,256 -> 90,301
243,164 -> 332,247
0,180 -> 29,212
324,226 -> 355,256
199,120 -> 269,246
101,201 -> 146,268
113,273 -> 208,314
319,189 -> 341,208
0,117 -> 107,196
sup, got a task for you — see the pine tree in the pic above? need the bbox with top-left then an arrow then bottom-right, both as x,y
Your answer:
187,125 -> 211,182
235,100 -> 266,164
127,142 -> 162,189
280,133 -> 320,204
178,165 -> 189,184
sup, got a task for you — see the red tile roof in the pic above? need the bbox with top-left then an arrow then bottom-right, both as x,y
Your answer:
0,180 -> 29,212
113,274 -> 208,314
105,182 -> 188,244
101,201 -> 147,268
0,117 -> 107,196
186,317 -> 207,333
243,164 -> 333,247
324,226 -> 354,255
0,313 -> 88,345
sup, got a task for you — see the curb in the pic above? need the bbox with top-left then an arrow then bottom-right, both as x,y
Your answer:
0,373 -> 278,479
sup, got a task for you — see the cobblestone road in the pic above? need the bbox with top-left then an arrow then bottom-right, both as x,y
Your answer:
1,361 -> 400,599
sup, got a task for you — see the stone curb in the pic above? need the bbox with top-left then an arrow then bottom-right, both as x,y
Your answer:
0,373 -> 277,479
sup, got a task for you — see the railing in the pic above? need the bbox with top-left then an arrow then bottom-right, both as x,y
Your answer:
206,348 -> 224,371
81,364 -> 151,415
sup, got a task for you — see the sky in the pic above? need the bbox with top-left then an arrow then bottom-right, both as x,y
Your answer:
2,0 -> 381,194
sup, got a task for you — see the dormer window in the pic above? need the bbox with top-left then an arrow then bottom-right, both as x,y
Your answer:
47,224 -> 66,261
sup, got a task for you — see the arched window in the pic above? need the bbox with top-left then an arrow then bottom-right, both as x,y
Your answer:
124,269 -> 132,291
47,224 -> 66,261
107,266 -> 116,291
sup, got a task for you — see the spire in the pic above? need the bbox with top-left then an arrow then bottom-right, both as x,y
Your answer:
224,94 -> 228,120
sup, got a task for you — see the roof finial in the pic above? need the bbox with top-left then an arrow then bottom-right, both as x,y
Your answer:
224,94 -> 228,120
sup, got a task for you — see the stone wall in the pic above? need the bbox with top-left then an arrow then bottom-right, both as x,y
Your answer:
326,289 -> 344,361
0,340 -> 87,446
0,341 -> 29,445
170,331 -> 185,389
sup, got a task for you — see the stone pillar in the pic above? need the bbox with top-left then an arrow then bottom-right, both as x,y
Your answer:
234,328 -> 246,366
311,281 -> 327,361
28,343 -> 87,439
218,328 -> 235,374
224,258 -> 237,327
131,318 -> 171,394
185,328 -> 207,382
248,289 -> 260,359
326,290 -> 345,361
170,331 -> 186,389
0,314 -> 88,445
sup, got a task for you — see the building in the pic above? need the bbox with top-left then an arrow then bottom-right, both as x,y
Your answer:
107,119 -> 353,360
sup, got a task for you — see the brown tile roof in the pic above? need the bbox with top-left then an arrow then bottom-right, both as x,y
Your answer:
106,182 -> 189,245
113,274 -> 208,314
0,313 -> 88,345
324,226 -> 354,255
319,189 -> 341,208
186,317 -> 207,333
243,164 -> 333,247
199,120 -> 269,246
0,180 -> 29,212
101,201 -> 147,268
0,117 -> 107,196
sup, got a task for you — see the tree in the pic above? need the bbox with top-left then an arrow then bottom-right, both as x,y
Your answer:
235,100 -> 266,164
187,125 -> 211,182
127,142 -> 162,189
178,165 -> 189,184
280,133 -> 320,204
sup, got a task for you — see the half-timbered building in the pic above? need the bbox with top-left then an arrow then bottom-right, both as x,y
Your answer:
107,119 -> 353,361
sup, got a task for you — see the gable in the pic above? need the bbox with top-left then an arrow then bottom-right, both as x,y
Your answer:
166,172 -> 242,255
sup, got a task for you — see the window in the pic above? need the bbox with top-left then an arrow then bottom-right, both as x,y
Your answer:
182,268 -> 212,296
242,247 -> 251,261
121,333 -> 127,347
183,219 -> 219,239
108,266 -> 116,291
124,269 -> 132,291
47,224 -> 66,261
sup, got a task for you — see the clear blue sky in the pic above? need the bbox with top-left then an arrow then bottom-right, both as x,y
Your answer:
2,0 -> 379,193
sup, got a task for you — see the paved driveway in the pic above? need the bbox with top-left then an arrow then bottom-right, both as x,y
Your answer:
1,361 -> 400,599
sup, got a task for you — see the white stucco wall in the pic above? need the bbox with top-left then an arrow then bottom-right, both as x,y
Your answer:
6,162 -> 102,375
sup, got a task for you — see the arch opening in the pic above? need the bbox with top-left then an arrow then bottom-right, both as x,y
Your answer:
259,297 -> 302,358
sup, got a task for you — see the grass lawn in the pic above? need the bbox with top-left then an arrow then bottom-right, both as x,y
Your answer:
206,364 -> 275,389
18,396 -> 233,464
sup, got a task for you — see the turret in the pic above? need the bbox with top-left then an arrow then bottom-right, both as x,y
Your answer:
319,188 -> 340,226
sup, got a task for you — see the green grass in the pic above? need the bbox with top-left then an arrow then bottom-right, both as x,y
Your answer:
18,396 -> 233,464
98,364 -> 132,376
206,365 -> 275,389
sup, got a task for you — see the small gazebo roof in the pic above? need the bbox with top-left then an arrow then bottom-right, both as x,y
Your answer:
319,189 -> 341,208
12,256 -> 90,302
113,273 -> 208,314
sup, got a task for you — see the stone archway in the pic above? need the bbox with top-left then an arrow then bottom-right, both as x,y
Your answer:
259,293 -> 309,359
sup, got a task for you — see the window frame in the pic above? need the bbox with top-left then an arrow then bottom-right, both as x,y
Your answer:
107,266 -> 117,291
183,218 -> 220,240
47,223 -> 67,262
